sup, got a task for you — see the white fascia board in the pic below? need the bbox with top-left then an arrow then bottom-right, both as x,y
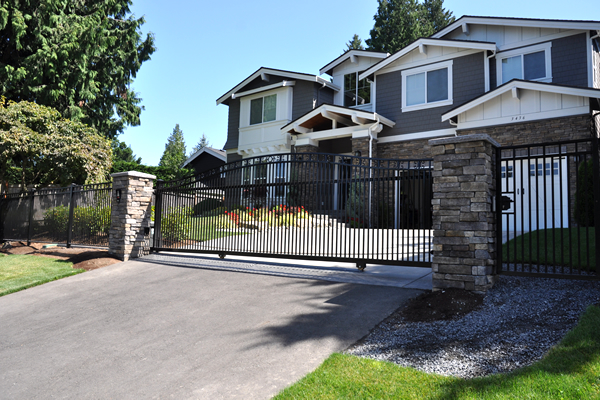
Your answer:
377,128 -> 456,144
232,81 -> 296,99
182,147 -> 227,167
442,80 -> 600,122
216,68 -> 340,105
432,16 -> 600,39
319,50 -> 389,76
358,39 -> 496,80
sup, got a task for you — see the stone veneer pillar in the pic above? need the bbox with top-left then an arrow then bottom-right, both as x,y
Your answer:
428,134 -> 500,293
109,171 -> 156,261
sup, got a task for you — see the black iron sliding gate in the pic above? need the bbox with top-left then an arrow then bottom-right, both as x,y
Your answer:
153,153 -> 433,268
496,138 -> 600,279
0,183 -> 112,248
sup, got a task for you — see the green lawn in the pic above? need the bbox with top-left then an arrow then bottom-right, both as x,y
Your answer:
275,305 -> 600,399
502,228 -> 596,270
0,254 -> 84,296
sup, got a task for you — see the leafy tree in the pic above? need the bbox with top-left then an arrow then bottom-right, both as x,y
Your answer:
112,139 -> 142,164
346,34 -> 365,51
0,0 -> 156,139
110,162 -> 192,182
366,0 -> 454,54
0,99 -> 112,191
190,134 -> 210,156
159,124 -> 187,170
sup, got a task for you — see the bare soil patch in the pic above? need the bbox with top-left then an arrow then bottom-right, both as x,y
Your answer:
0,242 -> 121,271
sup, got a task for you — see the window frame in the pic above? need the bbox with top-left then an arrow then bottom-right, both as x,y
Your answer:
343,71 -> 372,108
401,60 -> 453,112
496,42 -> 553,85
249,94 -> 277,125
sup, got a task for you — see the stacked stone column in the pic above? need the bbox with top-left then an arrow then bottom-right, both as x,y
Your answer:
109,171 -> 156,261
429,134 -> 499,293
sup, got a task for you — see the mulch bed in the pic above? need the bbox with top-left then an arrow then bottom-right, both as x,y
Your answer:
0,241 -> 121,271
396,288 -> 485,323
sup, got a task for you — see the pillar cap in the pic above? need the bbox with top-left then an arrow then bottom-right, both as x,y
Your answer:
429,134 -> 500,148
110,171 -> 156,179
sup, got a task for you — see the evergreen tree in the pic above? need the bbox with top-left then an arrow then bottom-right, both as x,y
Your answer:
159,124 -> 187,170
0,1 -> 156,139
111,139 -> 142,164
346,34 -> 365,51
190,134 -> 210,155
366,0 -> 454,54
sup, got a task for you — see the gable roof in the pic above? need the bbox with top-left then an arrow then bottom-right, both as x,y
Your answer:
182,147 -> 226,168
216,67 -> 340,106
431,15 -> 600,39
441,79 -> 600,122
281,103 -> 395,135
358,38 -> 496,80
319,49 -> 389,77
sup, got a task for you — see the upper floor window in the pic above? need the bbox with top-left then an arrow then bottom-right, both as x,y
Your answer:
250,94 -> 276,125
344,72 -> 371,107
401,60 -> 453,112
497,42 -> 552,85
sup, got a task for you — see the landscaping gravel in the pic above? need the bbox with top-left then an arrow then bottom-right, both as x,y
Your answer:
346,275 -> 600,378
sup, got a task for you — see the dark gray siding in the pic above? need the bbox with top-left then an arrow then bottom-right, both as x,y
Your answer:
223,98 -> 240,150
226,152 -> 242,163
189,152 -> 225,175
489,57 -> 497,89
292,81 -> 318,120
552,33 -> 588,87
377,52 -> 485,137
317,86 -> 334,106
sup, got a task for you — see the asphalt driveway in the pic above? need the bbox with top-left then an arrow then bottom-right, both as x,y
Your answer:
0,257 -> 422,399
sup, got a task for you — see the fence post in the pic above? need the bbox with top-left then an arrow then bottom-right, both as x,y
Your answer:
429,134 -> 500,293
109,171 -> 156,261
153,180 -> 164,250
591,115 -> 600,267
27,189 -> 35,246
66,183 -> 76,248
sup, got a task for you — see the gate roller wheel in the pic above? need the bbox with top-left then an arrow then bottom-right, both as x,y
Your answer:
218,253 -> 226,259
356,262 -> 366,271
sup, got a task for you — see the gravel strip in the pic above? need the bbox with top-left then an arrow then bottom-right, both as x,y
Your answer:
346,275 -> 600,378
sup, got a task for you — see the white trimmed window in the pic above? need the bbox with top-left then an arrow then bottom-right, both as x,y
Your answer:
497,42 -> 552,85
250,94 -> 277,125
401,60 -> 453,112
344,71 -> 371,107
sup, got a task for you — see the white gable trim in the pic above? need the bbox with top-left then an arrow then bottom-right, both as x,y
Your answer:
232,81 -> 295,99
442,80 -> 600,122
182,147 -> 227,168
319,50 -> 389,76
359,39 -> 496,80
432,16 -> 600,40
216,68 -> 340,105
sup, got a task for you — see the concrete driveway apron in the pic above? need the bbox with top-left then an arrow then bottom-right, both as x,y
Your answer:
0,256 -> 425,399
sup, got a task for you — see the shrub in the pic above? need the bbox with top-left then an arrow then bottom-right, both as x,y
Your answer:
43,205 -> 111,237
193,198 -> 223,216
161,206 -> 193,242
43,205 -> 70,234
575,159 -> 595,227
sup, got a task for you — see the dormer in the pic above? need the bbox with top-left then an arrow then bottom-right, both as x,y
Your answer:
320,50 -> 388,112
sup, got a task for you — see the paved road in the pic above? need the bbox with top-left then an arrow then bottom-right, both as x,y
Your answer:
0,257 -> 423,399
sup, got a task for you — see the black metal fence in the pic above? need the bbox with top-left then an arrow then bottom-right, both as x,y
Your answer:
153,152 -> 433,268
496,138 -> 600,279
0,182 -> 112,248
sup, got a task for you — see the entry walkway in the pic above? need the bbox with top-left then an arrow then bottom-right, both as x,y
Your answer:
0,257 -> 426,399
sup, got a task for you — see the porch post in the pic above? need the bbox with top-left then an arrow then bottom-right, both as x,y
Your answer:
109,171 -> 156,261
429,134 -> 500,293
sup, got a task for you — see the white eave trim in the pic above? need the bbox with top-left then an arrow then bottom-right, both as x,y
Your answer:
358,39 -> 496,80
182,147 -> 227,168
319,50 -> 389,76
216,68 -> 340,105
432,16 -> 600,39
441,80 -> 600,122
232,80 -> 296,100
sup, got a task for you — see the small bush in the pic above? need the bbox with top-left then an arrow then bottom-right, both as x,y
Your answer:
193,198 -> 223,216
43,205 -> 111,237
161,206 -> 193,242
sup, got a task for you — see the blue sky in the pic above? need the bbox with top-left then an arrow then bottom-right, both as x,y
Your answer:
124,0 -> 596,166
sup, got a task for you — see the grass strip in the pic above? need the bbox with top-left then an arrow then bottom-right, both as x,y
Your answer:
502,228 -> 596,270
275,305 -> 600,399
0,254 -> 84,297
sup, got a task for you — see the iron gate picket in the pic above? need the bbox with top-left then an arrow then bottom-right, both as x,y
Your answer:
152,153 -> 433,268
496,138 -> 600,279
0,183 -> 112,248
